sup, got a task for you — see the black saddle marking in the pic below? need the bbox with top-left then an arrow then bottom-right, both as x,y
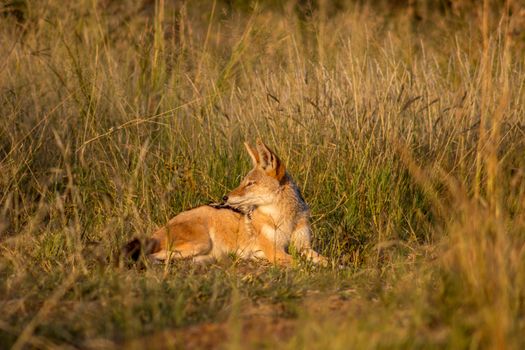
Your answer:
207,202 -> 245,215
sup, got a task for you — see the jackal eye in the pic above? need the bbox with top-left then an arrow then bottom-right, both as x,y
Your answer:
246,180 -> 256,187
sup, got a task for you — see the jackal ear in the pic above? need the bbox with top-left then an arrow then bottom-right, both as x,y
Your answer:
256,139 -> 286,182
244,142 -> 260,167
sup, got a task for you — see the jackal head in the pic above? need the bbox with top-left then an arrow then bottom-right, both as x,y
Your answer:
223,139 -> 286,211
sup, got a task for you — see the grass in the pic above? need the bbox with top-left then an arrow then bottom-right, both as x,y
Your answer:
1,0 -> 525,348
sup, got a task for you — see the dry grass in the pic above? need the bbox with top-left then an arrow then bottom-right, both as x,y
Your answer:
1,0 -> 525,348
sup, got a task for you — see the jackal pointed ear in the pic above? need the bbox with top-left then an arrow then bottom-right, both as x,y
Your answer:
244,142 -> 260,167
255,139 -> 286,182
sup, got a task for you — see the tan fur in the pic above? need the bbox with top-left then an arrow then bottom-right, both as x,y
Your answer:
125,139 -> 327,266
146,206 -> 259,262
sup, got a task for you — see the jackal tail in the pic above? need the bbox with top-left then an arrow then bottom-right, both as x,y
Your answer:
122,237 -> 160,262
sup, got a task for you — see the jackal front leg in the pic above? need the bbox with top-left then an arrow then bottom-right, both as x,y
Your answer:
256,228 -> 293,266
291,221 -> 328,266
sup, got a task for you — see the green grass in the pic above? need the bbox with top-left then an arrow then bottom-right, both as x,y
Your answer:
1,0 -> 525,348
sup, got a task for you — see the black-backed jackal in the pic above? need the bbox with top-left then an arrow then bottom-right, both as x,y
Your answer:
124,139 -> 327,266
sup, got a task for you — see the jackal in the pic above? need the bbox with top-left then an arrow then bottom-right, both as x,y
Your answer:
123,139 -> 327,266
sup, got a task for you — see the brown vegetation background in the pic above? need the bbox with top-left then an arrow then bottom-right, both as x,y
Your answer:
1,0 -> 525,348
